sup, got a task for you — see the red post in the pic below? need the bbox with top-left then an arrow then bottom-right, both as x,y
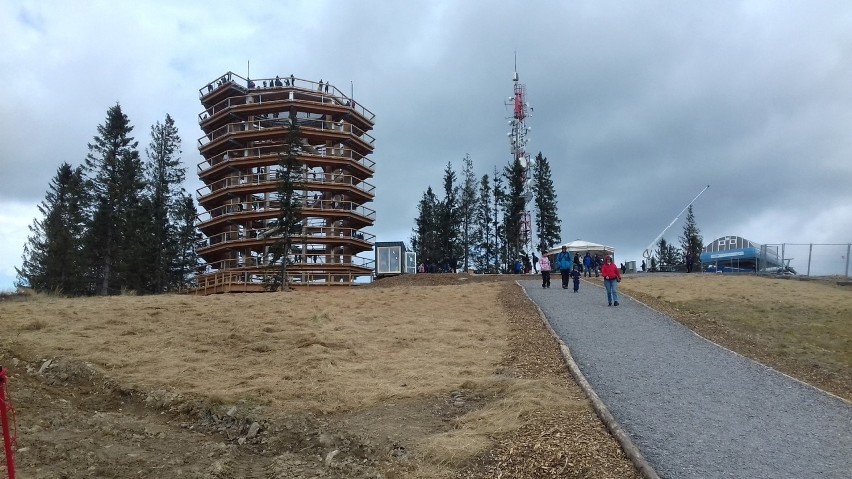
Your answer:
0,367 -> 15,479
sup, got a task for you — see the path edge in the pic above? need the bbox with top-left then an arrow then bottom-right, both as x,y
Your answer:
516,280 -> 661,479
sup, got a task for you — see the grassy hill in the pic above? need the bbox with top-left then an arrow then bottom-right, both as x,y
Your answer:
1,273 -> 848,478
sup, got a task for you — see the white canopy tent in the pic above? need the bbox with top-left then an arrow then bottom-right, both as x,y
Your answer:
545,240 -> 615,259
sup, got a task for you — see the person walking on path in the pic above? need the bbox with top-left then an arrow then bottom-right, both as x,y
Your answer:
571,266 -> 581,292
539,252 -> 551,288
601,255 -> 621,306
532,252 -> 539,273
583,252 -> 593,277
556,246 -> 573,289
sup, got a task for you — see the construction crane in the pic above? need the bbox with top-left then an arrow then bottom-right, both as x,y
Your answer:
642,185 -> 710,261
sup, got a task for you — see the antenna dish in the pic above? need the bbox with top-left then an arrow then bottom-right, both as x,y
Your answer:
519,157 -> 528,168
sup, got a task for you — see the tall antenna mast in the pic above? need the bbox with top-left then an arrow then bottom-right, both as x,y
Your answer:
506,53 -> 533,254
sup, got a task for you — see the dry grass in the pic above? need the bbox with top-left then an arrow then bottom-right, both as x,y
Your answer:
618,274 -> 852,400
1,277 -> 638,478
2,284 -> 508,414
419,378 -> 586,466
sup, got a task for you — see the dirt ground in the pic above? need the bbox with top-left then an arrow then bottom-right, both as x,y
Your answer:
0,275 -> 638,479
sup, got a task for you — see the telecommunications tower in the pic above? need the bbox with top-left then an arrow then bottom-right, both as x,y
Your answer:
506,55 -> 533,254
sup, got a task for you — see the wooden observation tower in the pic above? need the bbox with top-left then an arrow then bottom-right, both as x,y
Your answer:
193,72 -> 376,294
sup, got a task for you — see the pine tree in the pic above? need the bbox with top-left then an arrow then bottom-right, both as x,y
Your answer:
266,111 -> 304,291
492,166 -> 506,273
532,152 -> 561,252
145,114 -> 186,292
411,187 -> 439,270
16,163 -> 87,294
458,154 -> 478,272
472,174 -> 494,273
655,238 -> 669,270
655,237 -> 682,271
83,103 -> 145,295
679,205 -> 704,272
122,196 -> 155,293
171,194 -> 199,290
502,158 -> 526,261
437,162 -> 461,272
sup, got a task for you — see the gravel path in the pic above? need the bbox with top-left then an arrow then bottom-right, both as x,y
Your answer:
520,279 -> 852,479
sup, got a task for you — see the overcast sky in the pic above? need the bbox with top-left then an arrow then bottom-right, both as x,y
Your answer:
2,0 -> 851,289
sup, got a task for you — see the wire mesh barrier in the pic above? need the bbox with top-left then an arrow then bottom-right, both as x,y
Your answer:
762,243 -> 851,278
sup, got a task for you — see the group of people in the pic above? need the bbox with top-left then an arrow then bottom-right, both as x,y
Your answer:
417,259 -> 456,274
512,252 -> 539,274
539,246 -> 622,306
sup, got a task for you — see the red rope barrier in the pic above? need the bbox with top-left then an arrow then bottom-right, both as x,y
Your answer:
0,366 -> 16,479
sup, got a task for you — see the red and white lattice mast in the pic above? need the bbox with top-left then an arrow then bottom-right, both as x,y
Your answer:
506,55 -> 533,254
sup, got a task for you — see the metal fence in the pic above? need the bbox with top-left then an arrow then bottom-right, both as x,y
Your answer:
759,243 -> 851,278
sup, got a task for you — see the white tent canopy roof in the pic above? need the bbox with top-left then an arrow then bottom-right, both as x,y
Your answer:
545,240 -> 615,258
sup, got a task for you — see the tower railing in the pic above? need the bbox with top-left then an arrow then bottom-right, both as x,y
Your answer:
197,118 -> 375,148
196,200 -> 376,224
195,171 -> 375,200
199,72 -> 375,121
197,227 -> 375,252
197,144 -> 375,174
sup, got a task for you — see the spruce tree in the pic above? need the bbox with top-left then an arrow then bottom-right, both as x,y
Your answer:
502,158 -> 526,261
679,205 -> 704,272
171,194 -> 199,290
83,103 -> 145,295
411,187 -> 439,270
532,152 -> 561,252
459,154 -> 478,272
472,174 -> 494,273
122,196 -> 155,293
655,238 -> 669,270
655,237 -> 683,271
437,162 -> 461,272
492,166 -> 506,273
145,114 -> 186,292
16,163 -> 87,294
266,111 -> 304,291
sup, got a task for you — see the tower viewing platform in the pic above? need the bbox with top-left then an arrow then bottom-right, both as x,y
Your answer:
193,72 -> 376,294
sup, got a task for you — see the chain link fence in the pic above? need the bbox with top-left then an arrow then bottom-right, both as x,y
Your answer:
758,243 -> 851,278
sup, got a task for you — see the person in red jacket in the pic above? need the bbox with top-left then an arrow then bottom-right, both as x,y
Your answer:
600,255 -> 622,306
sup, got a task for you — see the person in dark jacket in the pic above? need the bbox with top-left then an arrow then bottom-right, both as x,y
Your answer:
555,246 -> 573,289
571,267 -> 581,292
583,252 -> 593,277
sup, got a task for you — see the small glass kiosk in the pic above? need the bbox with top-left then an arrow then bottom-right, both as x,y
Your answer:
375,242 -> 416,278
